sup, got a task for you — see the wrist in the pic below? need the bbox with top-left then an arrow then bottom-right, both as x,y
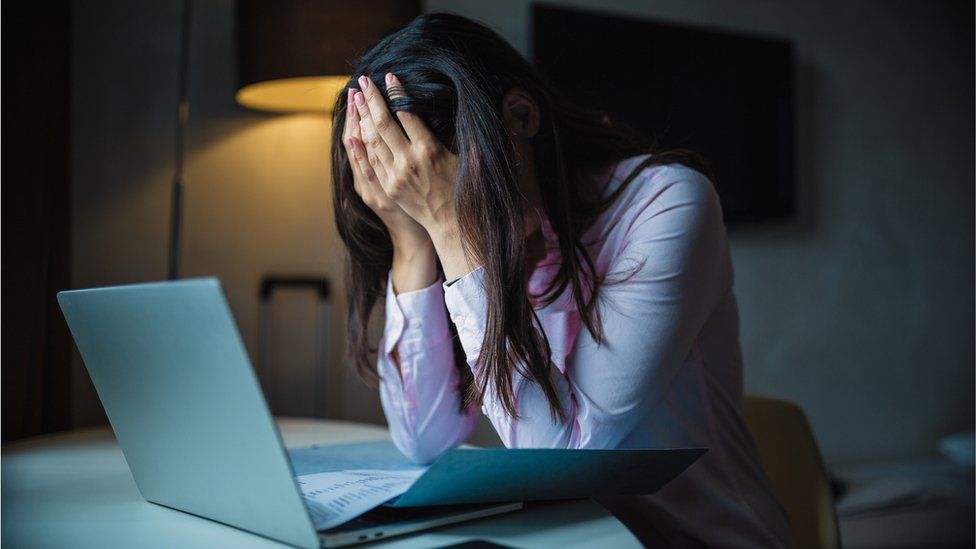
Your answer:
427,222 -> 479,282
426,217 -> 459,245
390,221 -> 435,255
391,237 -> 435,265
390,235 -> 438,294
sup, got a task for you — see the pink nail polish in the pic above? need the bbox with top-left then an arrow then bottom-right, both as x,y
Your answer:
354,92 -> 365,107
358,75 -> 369,90
385,72 -> 394,85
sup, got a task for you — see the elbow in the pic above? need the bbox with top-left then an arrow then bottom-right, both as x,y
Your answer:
392,435 -> 444,466
390,413 -> 475,465
388,421 -> 450,465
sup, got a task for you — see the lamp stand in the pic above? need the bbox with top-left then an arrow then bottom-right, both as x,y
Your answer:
168,0 -> 192,279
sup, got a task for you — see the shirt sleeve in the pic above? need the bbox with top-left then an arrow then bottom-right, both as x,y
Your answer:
442,169 -> 729,449
377,270 -> 480,464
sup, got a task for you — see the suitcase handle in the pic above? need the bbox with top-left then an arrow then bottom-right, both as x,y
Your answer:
259,276 -> 329,301
257,275 -> 331,418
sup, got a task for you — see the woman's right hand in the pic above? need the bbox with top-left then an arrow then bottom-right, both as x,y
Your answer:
342,87 -> 437,293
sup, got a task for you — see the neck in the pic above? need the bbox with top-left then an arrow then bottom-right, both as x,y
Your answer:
515,143 -> 550,273
515,140 -> 544,238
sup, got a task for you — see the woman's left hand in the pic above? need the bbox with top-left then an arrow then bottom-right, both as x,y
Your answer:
352,73 -> 460,238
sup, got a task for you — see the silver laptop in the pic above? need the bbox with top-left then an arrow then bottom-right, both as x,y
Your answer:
58,277 -> 521,548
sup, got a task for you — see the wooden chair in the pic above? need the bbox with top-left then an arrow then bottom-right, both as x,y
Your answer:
743,395 -> 842,549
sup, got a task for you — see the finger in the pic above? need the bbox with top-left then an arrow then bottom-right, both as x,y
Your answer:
355,112 -> 391,186
353,90 -> 395,172
344,92 -> 366,178
346,134 -> 367,195
342,87 -> 357,143
344,88 -> 369,171
346,88 -> 365,149
359,75 -> 409,152
348,136 -> 382,197
387,73 -> 436,143
350,136 -> 395,206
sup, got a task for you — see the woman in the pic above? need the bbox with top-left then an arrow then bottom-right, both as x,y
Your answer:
330,12 -> 792,548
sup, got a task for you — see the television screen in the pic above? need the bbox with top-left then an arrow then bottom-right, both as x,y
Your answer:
532,5 -> 795,224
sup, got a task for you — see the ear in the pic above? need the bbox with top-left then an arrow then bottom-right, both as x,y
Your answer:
501,87 -> 540,139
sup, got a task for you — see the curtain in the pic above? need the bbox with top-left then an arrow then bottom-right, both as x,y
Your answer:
2,0 -> 73,442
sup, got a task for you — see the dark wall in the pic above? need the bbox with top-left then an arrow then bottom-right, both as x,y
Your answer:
68,0 -> 383,429
426,0 -> 976,462
2,1 -> 74,441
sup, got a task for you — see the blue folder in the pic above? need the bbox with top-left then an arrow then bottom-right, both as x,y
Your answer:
288,441 -> 706,507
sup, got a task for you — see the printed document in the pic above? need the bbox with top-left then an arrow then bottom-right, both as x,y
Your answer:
297,469 -> 425,530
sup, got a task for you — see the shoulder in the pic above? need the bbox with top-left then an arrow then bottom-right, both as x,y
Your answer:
608,155 -> 723,230
610,158 -> 731,290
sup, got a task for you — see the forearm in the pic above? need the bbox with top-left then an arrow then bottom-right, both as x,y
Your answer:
442,265 -> 582,449
465,345 -> 580,449
378,270 -> 479,464
378,338 -> 478,464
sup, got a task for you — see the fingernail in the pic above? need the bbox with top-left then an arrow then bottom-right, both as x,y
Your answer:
358,75 -> 370,90
354,92 -> 365,107
385,72 -> 394,85
347,89 -> 354,113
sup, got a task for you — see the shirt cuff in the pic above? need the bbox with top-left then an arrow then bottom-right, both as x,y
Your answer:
442,265 -> 488,360
383,270 -> 450,356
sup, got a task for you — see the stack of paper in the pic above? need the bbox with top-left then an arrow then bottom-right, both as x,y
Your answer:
288,439 -> 706,531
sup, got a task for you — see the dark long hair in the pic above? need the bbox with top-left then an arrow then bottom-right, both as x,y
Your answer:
330,12 -> 713,422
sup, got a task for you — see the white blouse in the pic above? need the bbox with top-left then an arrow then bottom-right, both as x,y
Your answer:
376,154 -> 793,547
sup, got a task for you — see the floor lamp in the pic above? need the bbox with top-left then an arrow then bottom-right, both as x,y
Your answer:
234,0 -> 419,416
235,0 -> 418,114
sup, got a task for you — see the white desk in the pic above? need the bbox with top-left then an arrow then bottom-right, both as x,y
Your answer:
2,418 -> 641,548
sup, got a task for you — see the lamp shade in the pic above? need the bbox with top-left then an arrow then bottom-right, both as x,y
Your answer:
236,0 -> 420,113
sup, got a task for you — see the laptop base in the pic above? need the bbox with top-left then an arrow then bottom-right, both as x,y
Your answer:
320,502 -> 523,547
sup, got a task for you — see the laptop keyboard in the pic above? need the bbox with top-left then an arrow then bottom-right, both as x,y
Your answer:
321,503 -> 503,533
